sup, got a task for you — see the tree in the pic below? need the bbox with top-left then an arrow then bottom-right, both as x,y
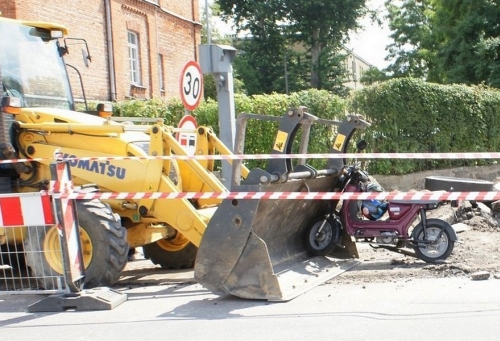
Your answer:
285,0 -> 367,89
216,0 -> 370,95
231,21 -> 291,95
199,1 -> 246,99
432,0 -> 500,87
360,66 -> 390,85
385,0 -> 500,88
384,0 -> 438,80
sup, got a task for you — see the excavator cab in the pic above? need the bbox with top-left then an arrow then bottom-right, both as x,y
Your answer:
0,19 -> 74,111
0,18 -> 73,180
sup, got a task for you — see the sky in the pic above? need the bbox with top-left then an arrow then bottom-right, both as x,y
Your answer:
201,0 -> 393,70
346,0 -> 393,69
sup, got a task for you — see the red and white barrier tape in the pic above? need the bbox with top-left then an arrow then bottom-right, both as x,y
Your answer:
3,152 -> 500,164
49,190 -> 500,202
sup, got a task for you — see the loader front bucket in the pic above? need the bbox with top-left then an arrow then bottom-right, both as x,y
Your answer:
195,109 -> 369,300
194,176 -> 360,301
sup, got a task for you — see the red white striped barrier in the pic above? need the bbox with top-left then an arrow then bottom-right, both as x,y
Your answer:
50,161 -> 85,291
0,193 -> 54,227
49,190 -> 500,202
1,152 -> 500,164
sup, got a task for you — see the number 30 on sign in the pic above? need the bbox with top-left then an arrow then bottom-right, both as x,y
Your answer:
179,60 -> 204,111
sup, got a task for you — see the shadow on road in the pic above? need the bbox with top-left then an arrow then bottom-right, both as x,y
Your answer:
159,294 -> 270,320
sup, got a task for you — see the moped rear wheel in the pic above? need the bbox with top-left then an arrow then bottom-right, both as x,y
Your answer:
305,217 -> 341,256
412,221 -> 454,263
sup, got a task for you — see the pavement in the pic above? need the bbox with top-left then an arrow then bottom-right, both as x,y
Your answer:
2,243 -> 500,340
2,272 -> 500,341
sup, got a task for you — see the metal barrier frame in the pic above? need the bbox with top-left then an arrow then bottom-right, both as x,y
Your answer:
1,160 -> 126,311
0,161 -> 83,295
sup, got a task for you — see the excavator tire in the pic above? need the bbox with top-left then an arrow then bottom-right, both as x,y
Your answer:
24,199 -> 128,290
143,238 -> 197,269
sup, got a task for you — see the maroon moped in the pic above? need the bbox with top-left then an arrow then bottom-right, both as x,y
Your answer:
305,151 -> 457,263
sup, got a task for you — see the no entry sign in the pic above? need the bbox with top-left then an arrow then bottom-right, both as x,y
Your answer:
179,61 -> 203,111
176,115 -> 198,155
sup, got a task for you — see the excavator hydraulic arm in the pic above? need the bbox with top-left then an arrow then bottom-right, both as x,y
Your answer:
14,115 -> 245,247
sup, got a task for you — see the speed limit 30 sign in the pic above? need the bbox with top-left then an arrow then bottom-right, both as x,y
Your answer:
179,60 -> 203,111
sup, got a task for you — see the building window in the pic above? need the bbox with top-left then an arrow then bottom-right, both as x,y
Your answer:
158,54 -> 164,92
128,31 -> 141,85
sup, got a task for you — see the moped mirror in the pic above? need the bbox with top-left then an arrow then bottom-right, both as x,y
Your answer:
356,139 -> 367,151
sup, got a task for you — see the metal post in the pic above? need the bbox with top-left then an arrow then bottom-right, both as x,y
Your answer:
199,44 -> 237,189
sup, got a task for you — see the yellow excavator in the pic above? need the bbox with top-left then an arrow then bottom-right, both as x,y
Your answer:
0,17 -> 368,300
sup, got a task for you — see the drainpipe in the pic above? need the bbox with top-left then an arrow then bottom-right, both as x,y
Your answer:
104,0 -> 117,101
192,0 -> 198,60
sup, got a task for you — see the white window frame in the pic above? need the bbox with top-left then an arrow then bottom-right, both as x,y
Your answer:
128,31 -> 141,85
158,54 -> 164,92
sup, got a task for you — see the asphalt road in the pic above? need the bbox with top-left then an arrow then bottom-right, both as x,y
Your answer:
1,260 -> 500,341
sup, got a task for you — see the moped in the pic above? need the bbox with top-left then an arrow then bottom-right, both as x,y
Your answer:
305,143 -> 458,263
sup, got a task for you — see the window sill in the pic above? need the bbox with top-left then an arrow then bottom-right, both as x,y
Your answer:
131,84 -> 147,90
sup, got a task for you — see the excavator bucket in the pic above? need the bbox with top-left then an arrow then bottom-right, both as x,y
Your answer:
195,178 -> 361,301
194,109 -> 370,301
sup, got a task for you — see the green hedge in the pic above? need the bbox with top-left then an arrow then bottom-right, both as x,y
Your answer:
112,89 -> 347,170
105,79 -> 500,175
351,78 -> 500,175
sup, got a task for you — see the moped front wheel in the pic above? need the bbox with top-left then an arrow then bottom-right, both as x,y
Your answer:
305,217 -> 341,256
412,221 -> 455,263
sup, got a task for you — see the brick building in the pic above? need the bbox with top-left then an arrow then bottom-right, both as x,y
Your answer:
0,0 -> 201,102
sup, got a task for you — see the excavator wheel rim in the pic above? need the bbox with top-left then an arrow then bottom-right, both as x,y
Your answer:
156,234 -> 190,252
43,225 -> 93,274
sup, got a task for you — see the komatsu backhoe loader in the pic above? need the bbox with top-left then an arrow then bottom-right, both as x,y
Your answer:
0,16 -> 232,289
0,17 -> 368,300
